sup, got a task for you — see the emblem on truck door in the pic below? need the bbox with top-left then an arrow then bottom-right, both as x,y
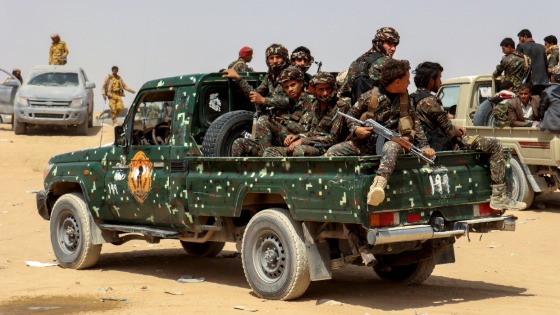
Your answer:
128,151 -> 153,203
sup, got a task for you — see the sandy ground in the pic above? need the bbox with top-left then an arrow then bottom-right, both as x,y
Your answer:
1,120 -> 560,315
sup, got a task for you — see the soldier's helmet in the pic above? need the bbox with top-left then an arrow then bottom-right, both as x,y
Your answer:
290,46 -> 315,72
310,72 -> 336,87
277,66 -> 304,85
372,27 -> 400,45
266,43 -> 289,71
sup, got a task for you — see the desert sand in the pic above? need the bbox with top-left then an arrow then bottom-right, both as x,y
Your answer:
1,121 -> 559,315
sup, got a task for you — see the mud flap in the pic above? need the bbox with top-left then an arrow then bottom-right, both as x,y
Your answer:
302,222 -> 332,281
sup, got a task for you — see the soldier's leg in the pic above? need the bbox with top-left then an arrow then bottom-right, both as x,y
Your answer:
231,138 -> 263,157
254,116 -> 287,149
263,147 -> 290,157
114,96 -> 125,119
292,145 -> 325,157
108,95 -> 119,121
466,135 -> 526,210
324,141 -> 361,156
368,141 -> 401,206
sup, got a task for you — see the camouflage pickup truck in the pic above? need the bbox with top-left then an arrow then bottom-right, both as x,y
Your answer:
37,72 -> 516,300
438,75 -> 560,208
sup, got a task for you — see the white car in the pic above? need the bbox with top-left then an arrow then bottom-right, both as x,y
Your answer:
13,65 -> 95,135
0,67 -> 21,124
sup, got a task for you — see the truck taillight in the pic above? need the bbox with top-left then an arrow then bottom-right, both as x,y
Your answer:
407,213 -> 421,223
370,213 -> 399,227
474,203 -> 501,216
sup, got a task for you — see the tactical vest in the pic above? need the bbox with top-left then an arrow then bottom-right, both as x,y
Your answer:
351,52 -> 383,104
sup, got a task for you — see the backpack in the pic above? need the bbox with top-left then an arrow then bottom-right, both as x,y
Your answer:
351,52 -> 383,104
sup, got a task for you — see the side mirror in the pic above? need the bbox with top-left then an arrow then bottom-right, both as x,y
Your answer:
85,82 -> 96,89
114,125 -> 127,147
4,79 -> 20,87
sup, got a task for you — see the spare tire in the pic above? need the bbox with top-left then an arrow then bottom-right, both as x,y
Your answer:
472,99 -> 494,127
202,110 -> 254,157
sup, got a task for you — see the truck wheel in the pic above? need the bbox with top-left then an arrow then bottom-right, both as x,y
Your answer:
241,209 -> 310,300
473,99 -> 493,127
180,241 -> 225,257
50,193 -> 102,269
13,118 -> 26,135
202,110 -> 253,157
374,256 -> 435,284
88,107 -> 94,128
509,157 -> 535,208
77,115 -> 88,135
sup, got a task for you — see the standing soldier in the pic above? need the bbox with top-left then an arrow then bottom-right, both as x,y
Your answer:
326,59 -> 435,206
228,46 -> 254,72
413,61 -> 526,210
49,33 -> 69,65
264,72 -> 351,157
493,37 -> 531,92
544,35 -> 559,78
339,27 -> 400,103
517,29 -> 549,95
101,66 -> 136,125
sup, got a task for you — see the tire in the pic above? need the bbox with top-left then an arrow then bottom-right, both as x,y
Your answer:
374,256 -> 435,285
13,118 -> 26,135
202,110 -> 254,157
473,99 -> 493,127
50,193 -> 102,269
77,114 -> 88,135
508,156 -> 535,208
241,209 -> 310,300
88,106 -> 93,128
180,241 -> 225,257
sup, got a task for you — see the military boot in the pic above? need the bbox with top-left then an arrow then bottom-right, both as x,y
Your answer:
490,183 -> 527,211
367,176 -> 388,206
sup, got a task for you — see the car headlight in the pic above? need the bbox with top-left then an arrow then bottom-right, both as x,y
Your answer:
43,163 -> 54,181
70,98 -> 84,107
16,96 -> 28,106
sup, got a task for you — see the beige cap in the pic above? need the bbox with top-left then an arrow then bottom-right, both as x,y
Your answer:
50,33 -> 60,38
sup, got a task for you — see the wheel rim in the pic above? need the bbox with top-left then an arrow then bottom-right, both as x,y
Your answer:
253,231 -> 286,283
57,210 -> 81,255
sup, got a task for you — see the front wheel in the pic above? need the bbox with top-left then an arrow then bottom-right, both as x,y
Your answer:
241,209 -> 310,300
13,118 -> 26,135
50,193 -> 101,269
374,256 -> 435,284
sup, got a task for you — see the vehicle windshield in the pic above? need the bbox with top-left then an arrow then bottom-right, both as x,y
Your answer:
27,72 -> 79,87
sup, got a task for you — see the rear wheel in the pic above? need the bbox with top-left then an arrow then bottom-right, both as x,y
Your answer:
508,156 -> 535,208
374,256 -> 435,284
180,241 -> 225,257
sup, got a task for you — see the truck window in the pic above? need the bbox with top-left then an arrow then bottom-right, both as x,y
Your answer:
201,84 -> 254,125
476,84 -> 492,108
131,90 -> 175,145
438,85 -> 460,109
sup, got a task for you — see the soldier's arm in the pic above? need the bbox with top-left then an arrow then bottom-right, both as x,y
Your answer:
493,58 -> 505,77
368,57 -> 386,85
422,98 -> 458,137
62,42 -> 69,57
101,76 -> 109,96
346,92 -> 370,134
255,76 -> 270,96
263,93 -> 290,108
121,79 -> 135,94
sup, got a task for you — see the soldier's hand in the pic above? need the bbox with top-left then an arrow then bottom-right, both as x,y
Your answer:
249,92 -> 265,105
354,127 -> 373,139
222,69 -> 240,80
287,139 -> 303,153
284,134 -> 299,146
456,126 -> 466,137
422,147 -> 436,159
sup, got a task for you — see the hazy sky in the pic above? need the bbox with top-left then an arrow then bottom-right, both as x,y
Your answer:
3,0 -> 560,111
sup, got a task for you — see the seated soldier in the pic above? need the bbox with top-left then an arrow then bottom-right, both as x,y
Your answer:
489,81 -> 516,127
413,61 -> 526,210
326,59 -> 436,206
506,83 -> 540,127
263,72 -> 351,157
231,66 -> 313,156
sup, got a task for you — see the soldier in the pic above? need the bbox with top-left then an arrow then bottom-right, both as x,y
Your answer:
326,59 -> 435,206
544,35 -> 559,78
263,72 -> 351,157
339,27 -> 400,103
493,37 -> 531,92
231,66 -> 313,157
101,66 -> 136,125
49,33 -> 69,65
227,46 -> 254,72
290,46 -> 314,86
538,65 -> 560,134
223,43 -> 290,109
506,83 -> 540,127
517,29 -> 549,95
413,61 -> 526,211
489,81 -> 516,128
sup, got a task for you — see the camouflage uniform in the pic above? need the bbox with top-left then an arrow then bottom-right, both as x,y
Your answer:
49,41 -> 69,65
490,90 -> 516,128
546,45 -> 559,70
493,51 -> 531,91
339,27 -> 399,99
326,85 -> 428,180
102,74 -> 135,121
228,58 -> 253,72
415,89 -> 506,184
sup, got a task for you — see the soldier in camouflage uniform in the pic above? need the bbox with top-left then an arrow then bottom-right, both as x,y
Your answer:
264,72 -> 351,157
339,27 -> 400,102
223,43 -> 290,108
493,38 -> 531,92
227,46 -> 254,72
413,62 -> 526,211
544,35 -> 559,79
290,46 -> 314,86
326,59 -> 436,206
231,66 -> 313,156
101,66 -> 136,125
489,81 -> 516,128
49,33 -> 69,65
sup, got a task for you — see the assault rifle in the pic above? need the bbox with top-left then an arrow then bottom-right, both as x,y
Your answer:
336,110 -> 435,164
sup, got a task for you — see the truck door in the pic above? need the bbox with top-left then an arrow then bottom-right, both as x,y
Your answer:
0,68 -> 20,115
104,89 -> 175,226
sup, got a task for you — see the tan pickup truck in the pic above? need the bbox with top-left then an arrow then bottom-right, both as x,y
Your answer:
437,74 -> 560,207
